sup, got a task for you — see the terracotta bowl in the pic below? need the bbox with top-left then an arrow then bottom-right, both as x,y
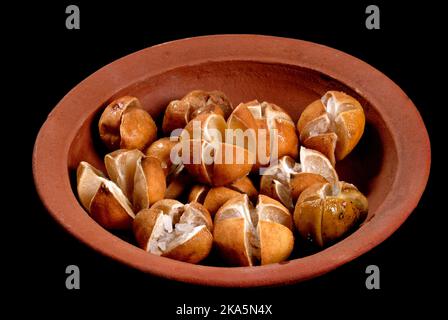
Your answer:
33,35 -> 430,287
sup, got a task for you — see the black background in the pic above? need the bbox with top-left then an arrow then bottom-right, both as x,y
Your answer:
19,0 -> 443,316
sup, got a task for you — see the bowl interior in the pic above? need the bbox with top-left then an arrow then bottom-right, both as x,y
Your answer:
67,60 -> 398,261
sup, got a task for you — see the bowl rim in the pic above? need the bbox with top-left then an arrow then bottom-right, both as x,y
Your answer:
32,34 -> 431,287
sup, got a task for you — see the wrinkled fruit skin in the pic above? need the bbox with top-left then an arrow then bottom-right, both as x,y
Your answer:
213,194 -> 294,266
145,137 -> 188,199
162,90 -> 233,134
145,137 -> 179,175
203,177 -> 258,216
213,218 -> 250,266
227,100 -> 299,169
188,177 -> 258,216
188,176 -> 258,217
77,161 -> 135,230
77,89 -> 372,267
99,96 -> 157,151
163,227 -> 213,264
297,91 -> 365,165
133,200 -> 213,264
259,154 -> 332,210
104,149 -> 144,200
294,182 -> 368,247
181,113 -> 254,186
290,173 -> 327,202
89,183 -> 134,229
133,156 -> 166,212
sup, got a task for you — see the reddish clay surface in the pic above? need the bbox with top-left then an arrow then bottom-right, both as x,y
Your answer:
32,35 -> 430,287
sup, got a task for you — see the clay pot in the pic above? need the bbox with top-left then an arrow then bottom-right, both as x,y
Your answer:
33,35 -> 430,287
